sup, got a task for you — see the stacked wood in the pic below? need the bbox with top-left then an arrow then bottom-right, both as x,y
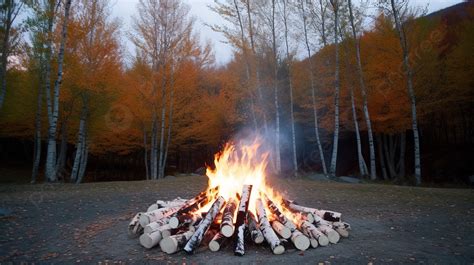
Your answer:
183,196 -> 225,254
128,184 -> 351,256
234,185 -> 253,256
256,198 -> 285,255
220,198 -> 237,237
247,212 -> 264,244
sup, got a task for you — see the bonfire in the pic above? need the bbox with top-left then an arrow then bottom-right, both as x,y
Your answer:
128,139 -> 351,255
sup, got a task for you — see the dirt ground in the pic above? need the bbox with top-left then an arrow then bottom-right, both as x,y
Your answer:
0,175 -> 473,264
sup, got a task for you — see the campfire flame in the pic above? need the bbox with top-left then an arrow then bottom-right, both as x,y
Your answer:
204,138 -> 285,218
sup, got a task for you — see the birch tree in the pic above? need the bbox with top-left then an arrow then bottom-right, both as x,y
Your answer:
329,0 -> 340,176
298,0 -> 327,174
388,0 -> 421,184
348,0 -> 376,179
0,0 -> 22,110
271,0 -> 281,174
281,0 -> 297,176
44,0 -> 72,182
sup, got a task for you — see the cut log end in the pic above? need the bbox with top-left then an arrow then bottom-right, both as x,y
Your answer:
292,233 -> 310,251
209,240 -> 220,252
221,224 -> 234,238
335,227 -> 349,238
326,229 -> 340,244
318,235 -> 329,246
139,231 -> 161,249
309,237 -> 318,248
169,217 -> 179,229
272,245 -> 285,255
272,221 -> 291,239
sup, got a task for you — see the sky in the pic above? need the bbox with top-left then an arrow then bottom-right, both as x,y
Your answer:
112,0 -> 464,65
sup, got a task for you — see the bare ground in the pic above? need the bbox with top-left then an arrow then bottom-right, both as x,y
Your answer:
0,176 -> 473,264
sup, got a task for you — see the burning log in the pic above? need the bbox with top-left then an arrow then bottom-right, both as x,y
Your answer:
183,196 -> 225,254
247,212 -> 264,244
160,230 -> 194,254
271,220 -> 291,239
300,221 -> 329,247
209,232 -> 228,252
290,230 -> 310,251
220,198 -> 237,237
282,199 -> 341,222
234,185 -> 253,256
256,198 -> 285,255
263,195 -> 297,232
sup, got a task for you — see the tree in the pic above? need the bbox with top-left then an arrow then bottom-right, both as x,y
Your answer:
0,0 -> 23,110
329,0 -> 340,176
44,0 -> 72,182
388,0 -> 422,184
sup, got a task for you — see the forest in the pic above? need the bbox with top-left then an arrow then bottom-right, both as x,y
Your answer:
0,0 -> 472,185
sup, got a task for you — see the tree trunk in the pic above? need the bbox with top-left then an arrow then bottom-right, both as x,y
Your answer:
32,82 -> 43,183
143,126 -> 149,180
398,131 -> 406,177
0,0 -> 14,109
158,63 -> 167,179
390,0 -> 421,184
300,1 -> 327,175
329,1 -> 340,176
350,85 -> 368,176
56,118 -> 68,178
271,0 -> 281,174
348,0 -> 376,180
76,140 -> 88,184
282,0 -> 298,176
71,98 -> 87,182
161,66 -> 176,179
45,0 -> 72,182
150,113 -> 158,180
376,134 -> 388,180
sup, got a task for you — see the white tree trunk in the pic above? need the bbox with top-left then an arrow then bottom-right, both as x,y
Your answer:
300,0 -> 327,174
350,83 -> 368,176
45,0 -> 72,182
348,0 -> 377,180
390,0 -> 421,184
271,0 -> 281,174
282,0 -> 298,176
329,1 -> 340,176
71,100 -> 87,182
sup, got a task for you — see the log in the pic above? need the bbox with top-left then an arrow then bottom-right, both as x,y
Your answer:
264,195 -> 297,232
169,213 -> 200,229
209,232 -> 227,252
139,207 -> 181,227
282,199 -> 341,222
173,186 -> 219,217
271,220 -> 291,239
332,221 -> 351,238
156,198 -> 187,208
140,229 -> 163,249
220,198 -> 237,238
147,204 -> 159,212
247,212 -> 264,244
234,185 -> 253,256
128,212 -> 144,237
317,224 -> 340,244
256,198 -> 285,255
160,230 -> 194,254
290,230 -> 310,251
300,221 -> 329,246
183,196 -> 225,254
144,223 -> 172,237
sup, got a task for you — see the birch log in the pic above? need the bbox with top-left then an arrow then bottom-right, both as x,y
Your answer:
264,195 -> 297,231
247,212 -> 264,244
282,200 -> 341,222
140,207 -> 179,227
220,198 -> 237,237
271,220 -> 291,239
300,221 -> 329,246
140,228 -> 168,249
256,198 -> 285,255
160,230 -> 194,254
290,230 -> 310,251
209,232 -> 227,252
183,196 -> 225,254
169,213 -> 200,229
234,185 -> 252,256
128,212 -> 144,237
144,223 -> 172,236
317,224 -> 340,244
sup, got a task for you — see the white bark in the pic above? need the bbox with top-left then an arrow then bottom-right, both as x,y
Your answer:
220,198 -> 237,237
271,0 -> 281,174
329,0 -> 340,176
299,221 -> 329,246
45,0 -> 72,182
160,230 -> 194,254
290,229 -> 310,251
348,0 -> 376,179
247,211 -> 264,244
256,198 -> 285,255
299,0 -> 327,174
271,220 -> 291,239
390,0 -> 421,184
350,82 -> 368,176
71,98 -> 88,182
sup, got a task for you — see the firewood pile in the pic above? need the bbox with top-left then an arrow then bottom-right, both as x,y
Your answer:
128,184 -> 351,255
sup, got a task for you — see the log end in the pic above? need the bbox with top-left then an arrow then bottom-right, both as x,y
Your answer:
253,233 -> 264,244
169,216 -> 179,229
139,232 -> 161,249
139,215 -> 151,227
209,240 -> 220,252
221,225 -> 234,238
159,237 -> 178,254
309,238 -> 318,248
272,245 -> 285,255
327,230 -> 340,244
147,204 -> 159,212
335,227 -> 349,238
293,234 -> 310,251
318,235 -> 329,246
